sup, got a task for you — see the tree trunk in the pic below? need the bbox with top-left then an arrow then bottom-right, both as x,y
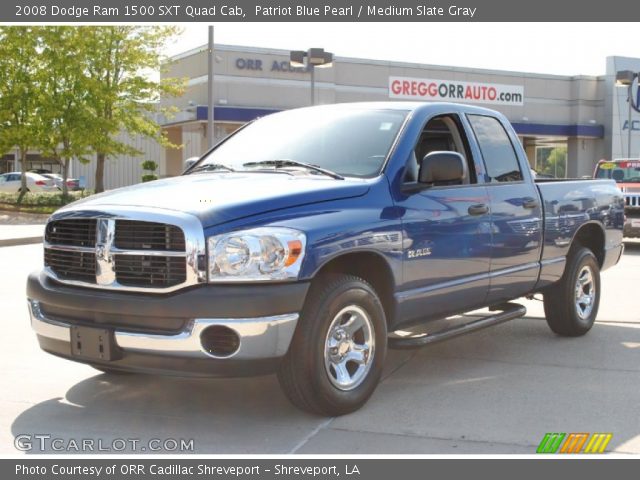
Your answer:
61,158 -> 69,198
17,148 -> 28,203
95,152 -> 105,193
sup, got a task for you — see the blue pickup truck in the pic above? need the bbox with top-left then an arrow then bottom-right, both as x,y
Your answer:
27,102 -> 624,416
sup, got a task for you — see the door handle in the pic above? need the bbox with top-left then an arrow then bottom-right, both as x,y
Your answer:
468,204 -> 489,216
522,197 -> 539,209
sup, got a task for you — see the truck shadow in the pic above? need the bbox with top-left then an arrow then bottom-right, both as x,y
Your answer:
623,241 -> 640,255
10,320 -> 640,454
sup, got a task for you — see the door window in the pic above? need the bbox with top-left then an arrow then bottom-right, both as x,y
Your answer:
468,115 -> 523,183
404,114 -> 476,185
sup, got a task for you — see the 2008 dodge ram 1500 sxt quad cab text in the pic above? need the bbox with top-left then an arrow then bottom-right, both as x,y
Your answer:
27,102 -> 624,416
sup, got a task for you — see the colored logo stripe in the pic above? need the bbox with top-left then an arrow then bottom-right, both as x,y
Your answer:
537,433 -> 566,453
537,433 -> 613,454
584,433 -> 613,454
560,433 -> 589,453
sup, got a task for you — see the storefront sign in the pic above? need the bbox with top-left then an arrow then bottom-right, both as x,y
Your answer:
235,57 -> 309,73
389,76 -> 524,106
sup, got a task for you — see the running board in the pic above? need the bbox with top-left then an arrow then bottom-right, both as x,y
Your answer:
388,303 -> 526,349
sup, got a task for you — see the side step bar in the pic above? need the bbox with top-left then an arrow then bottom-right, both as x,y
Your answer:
388,302 -> 526,349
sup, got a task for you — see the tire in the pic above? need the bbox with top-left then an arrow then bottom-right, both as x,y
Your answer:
543,246 -> 601,336
277,274 -> 387,416
91,365 -> 134,375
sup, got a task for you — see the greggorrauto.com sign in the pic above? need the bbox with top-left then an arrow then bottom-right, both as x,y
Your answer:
389,76 -> 524,106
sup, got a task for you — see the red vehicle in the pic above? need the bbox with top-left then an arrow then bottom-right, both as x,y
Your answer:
594,159 -> 640,238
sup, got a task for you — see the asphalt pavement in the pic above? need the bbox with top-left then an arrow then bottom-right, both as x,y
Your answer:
1,241 -> 639,454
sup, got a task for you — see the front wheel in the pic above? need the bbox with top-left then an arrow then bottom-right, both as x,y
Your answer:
543,246 -> 601,336
277,274 -> 387,416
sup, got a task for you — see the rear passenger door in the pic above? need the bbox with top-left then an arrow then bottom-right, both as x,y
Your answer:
466,114 -> 543,304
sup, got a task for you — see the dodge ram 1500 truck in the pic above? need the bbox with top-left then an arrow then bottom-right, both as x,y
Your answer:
27,102 -> 624,416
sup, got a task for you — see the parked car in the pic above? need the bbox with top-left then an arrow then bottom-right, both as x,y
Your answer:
0,172 -> 57,193
594,158 -> 640,238
27,103 -> 624,416
40,173 -> 81,191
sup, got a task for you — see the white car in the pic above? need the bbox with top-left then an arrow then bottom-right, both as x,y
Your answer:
0,172 -> 57,193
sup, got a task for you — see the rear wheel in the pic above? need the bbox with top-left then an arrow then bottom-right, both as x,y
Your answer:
277,274 -> 387,416
543,246 -> 600,336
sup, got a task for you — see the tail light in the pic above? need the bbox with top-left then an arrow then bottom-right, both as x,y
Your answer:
34,180 -> 46,186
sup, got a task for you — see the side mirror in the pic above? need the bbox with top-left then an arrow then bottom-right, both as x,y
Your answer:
419,151 -> 467,184
183,156 -> 200,171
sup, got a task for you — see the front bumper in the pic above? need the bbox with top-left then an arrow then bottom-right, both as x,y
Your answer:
27,271 -> 309,377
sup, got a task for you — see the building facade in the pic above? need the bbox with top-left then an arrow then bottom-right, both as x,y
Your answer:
3,44 -> 638,189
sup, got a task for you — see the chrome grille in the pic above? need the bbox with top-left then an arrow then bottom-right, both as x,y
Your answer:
44,249 -> 96,282
115,220 -> 185,251
45,219 -> 96,247
43,213 -> 202,293
114,255 -> 186,287
625,195 -> 640,208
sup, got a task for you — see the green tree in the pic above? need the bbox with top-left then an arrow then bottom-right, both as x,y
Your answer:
82,26 -> 185,193
0,27 -> 42,198
38,27 -> 95,197
537,146 -> 567,178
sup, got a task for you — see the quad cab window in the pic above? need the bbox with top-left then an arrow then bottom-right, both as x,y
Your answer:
403,114 -> 476,185
468,114 -> 523,183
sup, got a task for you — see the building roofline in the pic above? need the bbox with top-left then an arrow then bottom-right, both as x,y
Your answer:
169,43 -> 604,82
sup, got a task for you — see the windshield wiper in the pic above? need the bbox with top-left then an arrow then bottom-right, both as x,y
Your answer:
243,159 -> 344,180
188,163 -> 235,174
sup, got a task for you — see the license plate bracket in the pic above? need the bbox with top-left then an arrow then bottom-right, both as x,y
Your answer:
70,326 -> 120,361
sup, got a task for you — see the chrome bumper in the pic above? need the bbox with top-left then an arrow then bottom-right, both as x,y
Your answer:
28,300 -> 298,360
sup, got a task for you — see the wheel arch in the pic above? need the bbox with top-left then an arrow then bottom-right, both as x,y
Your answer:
571,221 -> 605,267
310,250 -> 397,326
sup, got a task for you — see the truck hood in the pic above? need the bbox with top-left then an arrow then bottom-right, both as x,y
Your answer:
64,173 -> 370,227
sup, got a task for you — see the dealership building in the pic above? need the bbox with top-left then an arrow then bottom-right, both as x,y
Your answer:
4,44 -> 639,189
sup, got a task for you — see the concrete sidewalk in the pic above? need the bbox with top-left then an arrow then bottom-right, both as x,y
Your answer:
0,212 -> 47,247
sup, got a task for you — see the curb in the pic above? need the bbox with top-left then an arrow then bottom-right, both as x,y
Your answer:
0,236 -> 43,247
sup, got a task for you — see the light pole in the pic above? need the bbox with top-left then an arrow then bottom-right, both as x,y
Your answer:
207,26 -> 215,149
615,70 -> 640,158
290,48 -> 334,106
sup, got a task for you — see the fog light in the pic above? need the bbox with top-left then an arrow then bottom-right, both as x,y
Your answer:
200,325 -> 240,357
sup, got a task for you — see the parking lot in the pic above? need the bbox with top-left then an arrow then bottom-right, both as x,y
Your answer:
1,240 -> 639,454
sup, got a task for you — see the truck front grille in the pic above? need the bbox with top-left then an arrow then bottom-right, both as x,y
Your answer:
625,195 -> 640,208
44,218 -> 191,292
114,255 -> 186,287
44,249 -> 97,282
115,220 -> 185,251
45,219 -> 97,247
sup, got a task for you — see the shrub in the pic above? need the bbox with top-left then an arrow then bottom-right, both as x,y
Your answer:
141,160 -> 158,172
141,174 -> 158,183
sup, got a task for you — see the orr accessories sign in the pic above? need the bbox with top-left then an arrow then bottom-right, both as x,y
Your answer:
389,76 -> 524,106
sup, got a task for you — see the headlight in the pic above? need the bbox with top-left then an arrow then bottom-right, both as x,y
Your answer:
208,227 -> 306,282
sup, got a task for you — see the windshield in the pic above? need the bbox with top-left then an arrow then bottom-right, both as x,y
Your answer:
191,107 -> 408,178
595,160 -> 640,183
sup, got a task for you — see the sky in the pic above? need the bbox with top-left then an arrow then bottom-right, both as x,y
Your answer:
167,23 -> 640,76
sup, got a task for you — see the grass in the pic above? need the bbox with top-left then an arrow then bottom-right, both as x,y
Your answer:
0,190 -> 92,214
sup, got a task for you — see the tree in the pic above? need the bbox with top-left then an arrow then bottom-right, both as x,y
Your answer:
0,27 -> 42,198
539,146 -> 567,178
38,27 -> 95,197
82,26 -> 185,193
